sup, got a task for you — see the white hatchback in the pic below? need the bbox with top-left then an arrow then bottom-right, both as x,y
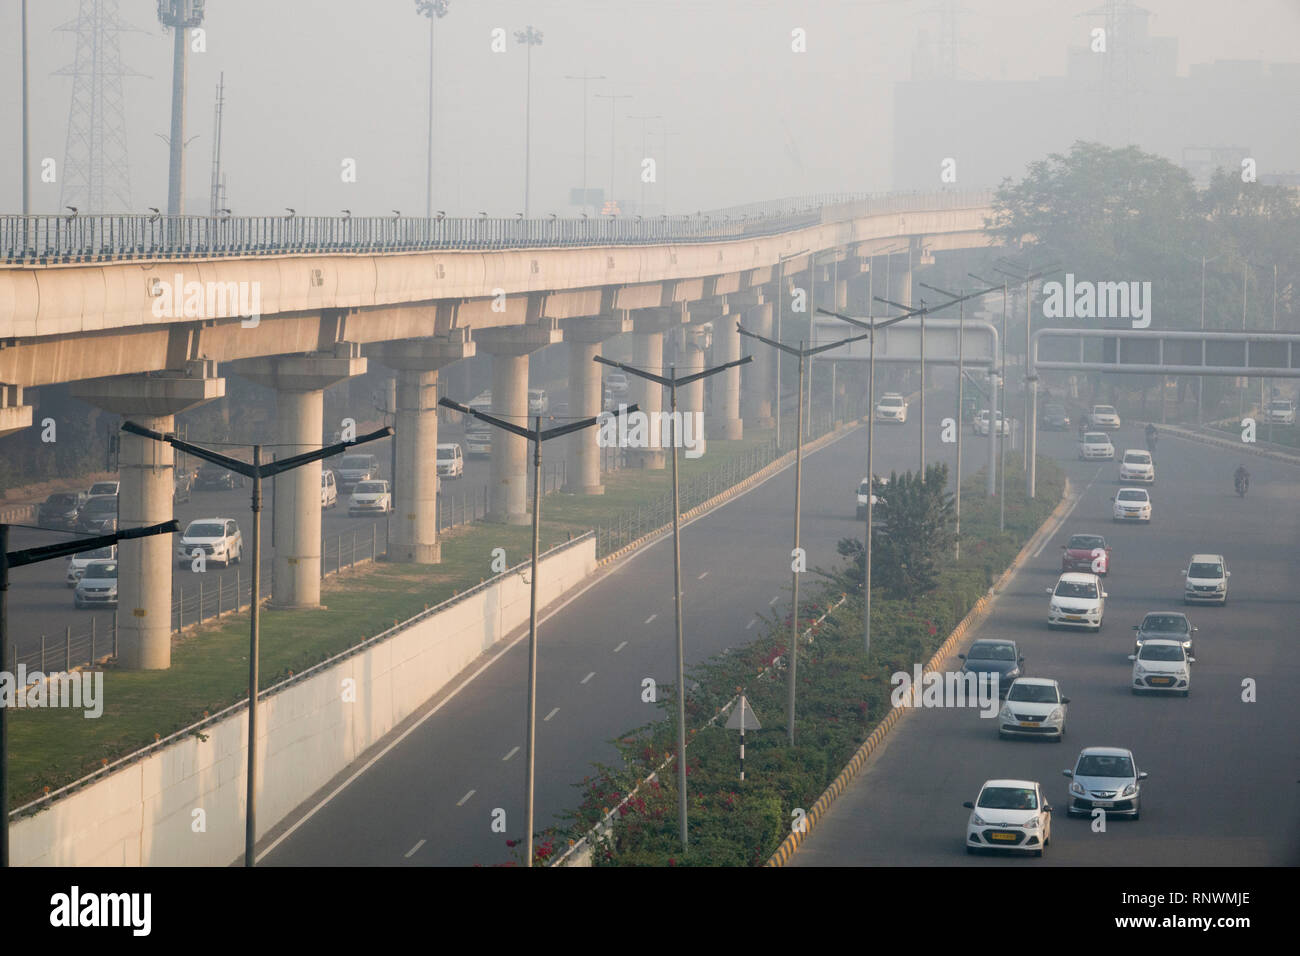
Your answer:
1129,639 -> 1194,696
1078,432 -> 1115,460
1046,572 -> 1106,631
1118,449 -> 1155,484
1183,553 -> 1229,605
963,779 -> 1053,856
1112,487 -> 1151,522
1089,405 -> 1121,428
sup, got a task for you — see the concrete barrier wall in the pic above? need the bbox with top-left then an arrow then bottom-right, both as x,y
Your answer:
11,533 -> 596,866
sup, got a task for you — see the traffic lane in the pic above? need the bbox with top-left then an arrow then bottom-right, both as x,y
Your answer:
263,395 -> 964,865
791,428 -> 1300,865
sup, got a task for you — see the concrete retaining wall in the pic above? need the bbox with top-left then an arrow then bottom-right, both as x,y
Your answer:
10,533 -> 596,866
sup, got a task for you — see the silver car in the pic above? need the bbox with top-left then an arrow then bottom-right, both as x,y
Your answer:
74,560 -> 119,609
1063,746 -> 1147,819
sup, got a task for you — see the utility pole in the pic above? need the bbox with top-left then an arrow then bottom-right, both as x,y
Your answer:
416,1 -> 451,219
627,113 -> 661,216
595,93 -> 632,213
158,1 -> 205,217
514,26 -> 544,218
563,72 -> 605,216
20,0 -> 30,216
594,354 -> 749,853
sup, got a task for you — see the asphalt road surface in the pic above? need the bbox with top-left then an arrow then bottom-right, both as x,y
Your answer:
791,426 -> 1300,866
259,384 -> 987,865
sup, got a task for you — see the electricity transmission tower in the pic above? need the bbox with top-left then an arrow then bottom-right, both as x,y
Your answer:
55,0 -> 146,214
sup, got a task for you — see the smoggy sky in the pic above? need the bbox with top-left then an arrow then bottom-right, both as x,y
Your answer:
1,0 -> 1297,217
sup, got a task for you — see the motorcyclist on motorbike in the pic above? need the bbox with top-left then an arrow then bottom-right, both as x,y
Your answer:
1234,464 -> 1250,495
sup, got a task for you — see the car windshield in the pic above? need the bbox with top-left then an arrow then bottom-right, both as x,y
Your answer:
880,397 -> 903,406
198,464 -> 227,474
1139,644 -> 1185,662
46,494 -> 78,507
1269,400 -> 1291,409
1007,683 -> 1059,703
1084,433 -> 1108,443
1141,614 -> 1189,633
82,561 -> 117,579
968,643 -> 1015,661
437,447 -> 456,459
467,430 -> 489,440
1124,452 -> 1151,464
1076,754 -> 1134,777
89,483 -> 117,494
1095,406 -> 1116,414
1055,580 -> 1098,598
84,497 -> 116,514
340,457 -> 372,470
75,546 -> 114,562
355,481 -> 386,494
185,522 -> 225,538
1117,490 -> 1147,501
1067,535 -> 1104,550
1189,562 -> 1223,577
978,787 -> 1038,810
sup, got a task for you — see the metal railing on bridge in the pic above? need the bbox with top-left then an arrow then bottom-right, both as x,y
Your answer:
1,190 -> 993,265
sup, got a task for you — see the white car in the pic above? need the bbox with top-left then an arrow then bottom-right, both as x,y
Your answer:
1078,431 -> 1115,460
1112,487 -> 1151,522
1046,572 -> 1106,631
66,544 -> 117,587
1183,553 -> 1229,605
528,388 -> 549,415
855,474 -> 887,520
436,443 -> 464,478
1088,404 -> 1121,429
73,560 -> 119,609
963,779 -> 1053,856
1264,398 -> 1296,425
349,480 -> 392,516
875,393 -> 908,423
605,372 -> 629,397
1064,747 -> 1147,819
176,518 -> 243,568
87,480 -> 120,498
321,469 -> 338,509
464,428 -> 492,457
999,678 -> 1069,742
1129,639 -> 1194,696
1118,449 -> 1155,484
974,409 -> 1011,436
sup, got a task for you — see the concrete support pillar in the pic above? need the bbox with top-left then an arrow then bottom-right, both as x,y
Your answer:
835,278 -> 849,311
562,314 -> 631,494
0,384 -> 33,439
369,332 -> 474,564
477,320 -> 562,524
238,347 -> 367,608
678,328 -> 708,458
632,330 -> 665,469
742,301 -> 776,428
70,366 -> 225,669
710,307 -> 743,440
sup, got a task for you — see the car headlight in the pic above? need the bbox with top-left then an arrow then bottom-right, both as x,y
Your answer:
1049,603 -> 1062,614
1070,781 -> 1086,796
1135,664 -> 1146,676
1023,817 -> 1039,829
971,813 -> 987,826
1215,583 -> 1226,591
1048,708 -> 1063,721
999,705 -> 1013,720
1122,784 -> 1138,797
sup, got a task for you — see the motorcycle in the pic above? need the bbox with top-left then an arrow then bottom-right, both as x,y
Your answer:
1234,473 -> 1249,498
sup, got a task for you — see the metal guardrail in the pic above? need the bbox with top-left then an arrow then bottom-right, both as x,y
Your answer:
1,190 -> 993,265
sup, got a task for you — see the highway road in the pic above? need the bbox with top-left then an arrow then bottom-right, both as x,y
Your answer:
258,382 -> 991,865
791,426 -> 1300,866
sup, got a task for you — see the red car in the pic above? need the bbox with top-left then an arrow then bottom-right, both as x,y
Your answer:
1061,533 -> 1110,576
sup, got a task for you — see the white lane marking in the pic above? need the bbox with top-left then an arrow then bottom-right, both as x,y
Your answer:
1033,466 -> 1101,558
746,618 -> 757,630
698,571 -> 709,580
769,595 -> 780,606
581,671 -> 595,684
457,790 -> 476,807
613,641 -> 628,653
644,614 -> 657,624
544,707 -> 560,721
405,839 -> 426,858
258,420 -> 870,864
502,746 -> 519,762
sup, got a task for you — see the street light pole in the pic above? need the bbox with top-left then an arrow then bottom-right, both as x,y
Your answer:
627,114 -> 661,215
595,93 -> 632,213
514,26 -> 544,218
564,72 -> 605,216
594,354 -> 749,851
415,1 -> 451,220
121,423 -> 391,866
1,518 -> 180,866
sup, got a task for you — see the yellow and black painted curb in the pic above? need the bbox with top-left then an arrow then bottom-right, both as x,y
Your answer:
765,475 -> 1078,867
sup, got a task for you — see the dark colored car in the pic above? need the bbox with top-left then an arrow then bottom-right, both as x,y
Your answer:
76,494 -> 119,534
1133,611 -> 1196,656
174,471 -> 194,505
1042,403 -> 1071,430
1061,533 -> 1109,575
37,491 -> 88,530
959,639 -> 1025,699
195,463 -> 244,490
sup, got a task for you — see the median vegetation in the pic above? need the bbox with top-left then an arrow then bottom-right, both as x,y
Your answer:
542,457 -> 1065,867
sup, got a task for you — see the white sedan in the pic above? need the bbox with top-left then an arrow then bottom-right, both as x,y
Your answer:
349,480 -> 392,516
998,678 -> 1069,741
1078,432 -> 1115,460
963,779 -> 1053,856
1118,449 -> 1155,484
875,394 -> 908,423
1112,487 -> 1151,522
1129,639 -> 1194,696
